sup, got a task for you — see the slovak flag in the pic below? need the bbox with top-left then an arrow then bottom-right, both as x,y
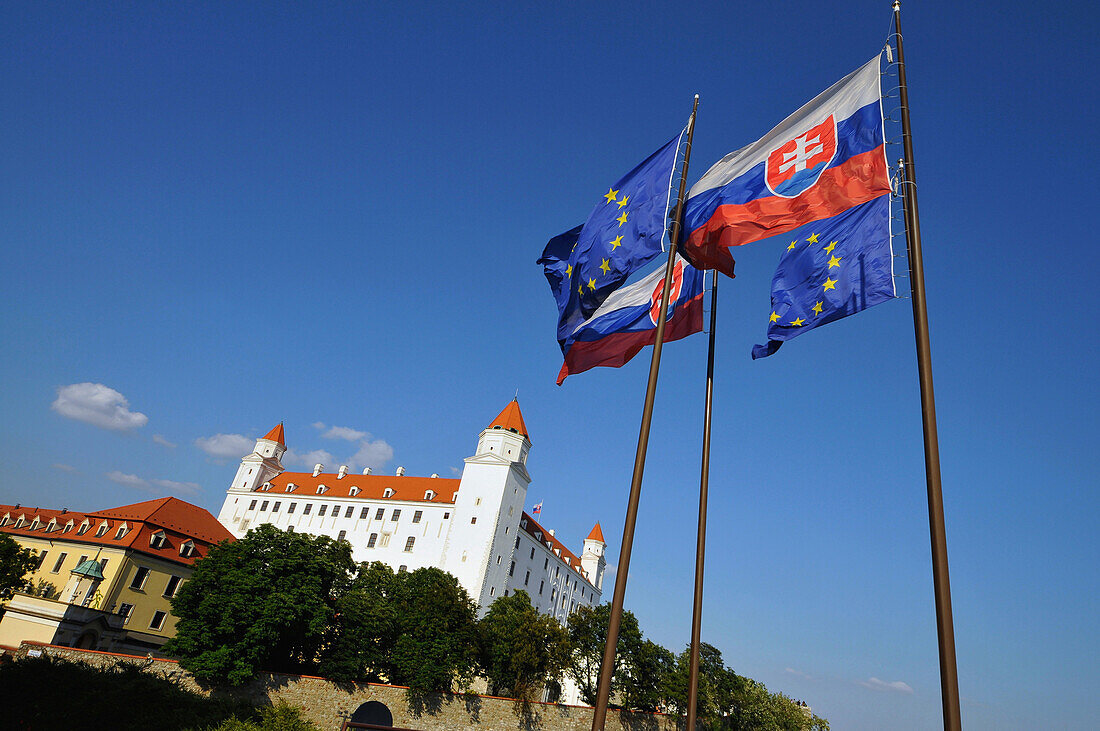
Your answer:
681,55 -> 889,273
556,256 -> 705,384
532,502 -> 543,516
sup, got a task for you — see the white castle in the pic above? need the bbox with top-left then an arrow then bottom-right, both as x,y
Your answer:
216,400 -> 607,623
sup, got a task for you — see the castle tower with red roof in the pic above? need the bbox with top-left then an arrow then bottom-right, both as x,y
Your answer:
581,523 -> 607,591
228,423 -> 287,496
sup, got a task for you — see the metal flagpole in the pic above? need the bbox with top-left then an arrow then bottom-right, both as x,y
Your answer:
686,270 -> 718,730
590,94 -> 699,731
893,3 -> 962,729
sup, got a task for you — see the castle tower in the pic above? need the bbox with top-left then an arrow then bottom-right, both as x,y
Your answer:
581,523 -> 607,590
441,399 -> 532,615
218,424 -> 286,535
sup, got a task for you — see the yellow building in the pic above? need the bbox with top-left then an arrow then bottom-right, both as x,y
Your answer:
0,496 -> 233,654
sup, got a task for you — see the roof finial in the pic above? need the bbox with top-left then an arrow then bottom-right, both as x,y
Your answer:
513,388 -> 519,401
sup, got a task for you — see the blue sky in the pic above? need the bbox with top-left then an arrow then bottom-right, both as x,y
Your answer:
1,2 -> 1096,728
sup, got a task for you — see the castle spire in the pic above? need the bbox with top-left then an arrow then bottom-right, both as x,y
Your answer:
488,399 -> 529,440
262,423 -> 285,446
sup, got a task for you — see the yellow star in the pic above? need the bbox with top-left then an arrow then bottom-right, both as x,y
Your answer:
828,255 -> 842,269
610,235 -> 623,250
822,278 -> 837,291
806,233 -> 820,244
790,318 -> 805,326
603,188 -> 619,204
599,258 -> 611,275
769,311 -> 780,323
616,211 -> 628,227
812,301 -> 823,315
565,264 -> 573,277
578,284 -> 584,295
587,277 -> 597,291
824,240 -> 837,254
616,195 -> 630,209
787,241 -> 797,252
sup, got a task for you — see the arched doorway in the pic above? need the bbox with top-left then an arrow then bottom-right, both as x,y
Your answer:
73,631 -> 98,650
349,701 -> 393,727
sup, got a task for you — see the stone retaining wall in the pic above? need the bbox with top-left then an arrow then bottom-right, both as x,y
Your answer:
6,642 -> 686,731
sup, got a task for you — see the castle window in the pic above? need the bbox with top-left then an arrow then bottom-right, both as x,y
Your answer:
150,611 -> 167,631
514,535 -> 520,549
30,519 -> 40,530
544,558 -> 548,570
470,517 -> 477,524
288,503 -> 296,514
367,533 -> 377,549
534,531 -> 542,541
332,505 -> 340,516
424,490 -> 435,500
489,586 -> 495,597
461,551 -> 467,562
337,530 -> 347,542
286,483 -> 297,492
382,488 -> 394,498
444,512 -> 450,519
509,561 -> 515,577
249,500 -> 257,510
496,555 -> 501,565
375,508 -> 384,520
521,519 -> 527,529
114,524 -> 128,540
391,510 -> 401,521
64,520 -> 74,533
318,505 -> 327,517
524,571 -> 530,586
530,548 -> 535,560
404,537 -> 415,552
34,550 -> 48,570
317,485 -> 328,495
260,501 -> 269,511
303,503 -> 312,515
164,575 -> 182,598
150,531 -> 166,549
475,497 -> 482,506
380,533 -> 391,547
287,526 -> 294,532
360,507 -> 370,519
179,541 -> 195,558
412,510 -> 422,523
52,553 -> 67,573
398,565 -> 407,573
349,487 -> 360,497
130,567 -> 150,590
345,506 -> 354,518
95,523 -> 109,538
118,603 -> 134,624
272,502 -> 280,513
539,581 -> 544,595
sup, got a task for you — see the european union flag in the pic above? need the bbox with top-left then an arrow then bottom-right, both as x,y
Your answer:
752,195 -> 896,359
539,132 -> 684,343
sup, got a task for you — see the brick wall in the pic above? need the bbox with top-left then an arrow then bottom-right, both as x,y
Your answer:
5,642 -> 686,731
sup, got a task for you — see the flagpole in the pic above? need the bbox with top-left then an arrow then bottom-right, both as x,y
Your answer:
686,270 -> 718,729
590,94 -> 699,731
893,4 -> 961,729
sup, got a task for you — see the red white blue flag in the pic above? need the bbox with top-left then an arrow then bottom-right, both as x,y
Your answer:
556,257 -> 704,384
682,56 -> 889,273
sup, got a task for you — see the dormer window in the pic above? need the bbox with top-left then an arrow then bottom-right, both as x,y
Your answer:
63,520 -> 74,533
77,520 -> 90,535
14,517 -> 25,528
534,531 -> 542,541
316,485 -> 329,495
0,514 -> 8,527
424,490 -> 435,501
349,486 -> 360,497
521,519 -> 528,529
382,488 -> 394,498
286,483 -> 297,492
114,523 -> 129,540
95,522 -> 110,537
29,518 -> 40,530
179,540 -> 195,558
149,530 -> 167,549
46,520 -> 57,533
262,482 -> 272,491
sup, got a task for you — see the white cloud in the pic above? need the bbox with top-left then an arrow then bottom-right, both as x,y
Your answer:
860,677 -> 914,694
311,421 -> 327,430
52,383 -> 149,431
52,463 -> 79,473
106,470 -> 151,490
284,448 -> 336,469
194,433 -> 255,460
150,478 -> 202,496
785,668 -> 815,681
322,425 -> 370,442
349,439 -> 394,471
152,434 -> 176,448
449,466 -> 460,475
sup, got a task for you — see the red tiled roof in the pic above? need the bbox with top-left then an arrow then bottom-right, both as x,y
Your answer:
264,471 -> 461,504
262,423 -> 285,445
488,400 -> 529,440
0,497 -> 233,566
520,511 -> 594,587
586,523 -> 606,543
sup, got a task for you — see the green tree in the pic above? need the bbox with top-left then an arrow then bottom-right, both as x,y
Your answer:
318,561 -> 401,683
389,567 -> 479,693
0,533 -> 37,601
565,602 -> 645,706
620,639 -> 676,711
478,590 -> 571,701
163,524 -> 354,685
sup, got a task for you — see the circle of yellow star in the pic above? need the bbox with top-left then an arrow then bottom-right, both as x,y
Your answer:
828,255 -> 842,269
587,277 -> 597,291
603,188 -> 619,204
616,195 -> 630,209
787,241 -> 797,252
565,264 -> 573,277
806,233 -> 820,244
789,317 -> 805,326
616,212 -> 628,227
812,301 -> 823,315
824,240 -> 837,254
769,311 -> 780,323
610,235 -> 623,250
822,278 -> 837,291
599,259 -> 611,275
